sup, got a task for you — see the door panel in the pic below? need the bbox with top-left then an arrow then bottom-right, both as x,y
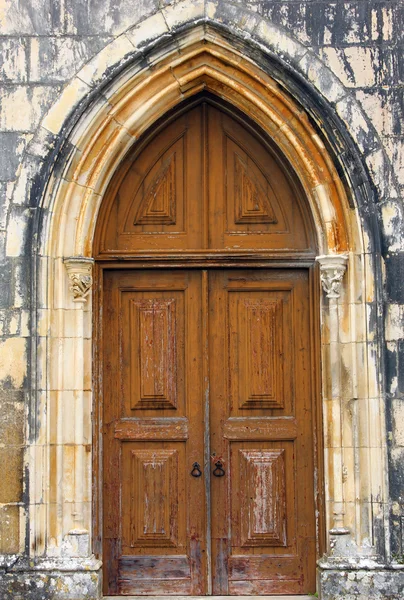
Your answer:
103,270 -> 206,595
100,106 -> 204,252
95,102 -> 314,256
209,269 -> 316,595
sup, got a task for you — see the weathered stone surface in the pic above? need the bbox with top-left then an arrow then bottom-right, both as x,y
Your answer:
0,86 -> 60,132
0,391 -> 24,445
0,337 -> 27,388
0,567 -> 102,600
0,0 -> 53,35
0,447 -> 23,503
0,2 -> 403,600
0,505 -> 20,554
29,36 -> 112,82
318,567 -> 404,599
0,133 -> 27,181
0,38 -> 27,82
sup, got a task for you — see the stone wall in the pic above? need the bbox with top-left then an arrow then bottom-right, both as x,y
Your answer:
0,1 -> 403,598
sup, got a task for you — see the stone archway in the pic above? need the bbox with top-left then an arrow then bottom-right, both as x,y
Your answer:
24,22 -> 388,600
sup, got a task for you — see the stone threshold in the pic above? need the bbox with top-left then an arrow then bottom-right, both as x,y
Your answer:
103,596 -> 314,599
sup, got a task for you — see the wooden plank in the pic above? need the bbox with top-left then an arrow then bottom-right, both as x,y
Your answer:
223,417 -> 298,440
118,578 -> 192,595
114,418 -> 188,440
229,555 -> 302,580
229,579 -> 304,595
118,555 -> 190,579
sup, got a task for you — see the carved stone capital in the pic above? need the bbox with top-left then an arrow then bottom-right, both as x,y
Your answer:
64,257 -> 94,303
316,254 -> 349,299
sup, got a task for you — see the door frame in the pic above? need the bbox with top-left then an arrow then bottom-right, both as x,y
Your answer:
92,259 -> 325,589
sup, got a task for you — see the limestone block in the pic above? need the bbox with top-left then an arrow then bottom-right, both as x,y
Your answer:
0,86 -> 59,132
6,206 -> 30,257
0,337 -> 27,389
0,447 -> 23,503
0,566 -> 102,600
77,34 -> 137,87
0,308 -> 28,337
42,77 -> 91,135
25,125 -> 58,160
163,0 -> 205,30
207,0 -> 260,34
0,259 -> 13,309
341,397 -> 354,447
0,38 -> 27,82
0,182 -> 12,232
368,397 -> 383,451
10,154 -> 44,206
255,16 -> 307,63
126,11 -> 169,49
29,444 -> 46,504
366,149 -> 398,203
13,261 -> 30,310
255,1 -> 312,46
392,399 -> 404,447
0,0 -> 53,35
319,46 -> 383,88
365,302 -> 376,343
340,342 -> 354,398
0,390 -> 24,446
371,5 -> 395,42
367,342 -> 380,399
384,252 -> 404,304
0,132 -> 27,181
386,340 -> 398,396
297,51 -> 346,104
81,0 -> 159,36
356,89 -> 403,140
336,95 -> 378,155
380,200 -> 404,253
385,304 -> 404,342
342,446 -> 355,503
0,505 -> 20,554
383,137 -> 404,187
29,36 -> 111,83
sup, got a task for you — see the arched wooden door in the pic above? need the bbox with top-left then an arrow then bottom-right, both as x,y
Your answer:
95,98 -> 320,596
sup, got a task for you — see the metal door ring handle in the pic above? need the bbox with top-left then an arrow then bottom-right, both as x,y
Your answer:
213,460 -> 225,477
191,462 -> 202,477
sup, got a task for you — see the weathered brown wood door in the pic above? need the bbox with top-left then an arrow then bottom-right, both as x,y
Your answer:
97,99 -> 319,596
209,269 -> 315,595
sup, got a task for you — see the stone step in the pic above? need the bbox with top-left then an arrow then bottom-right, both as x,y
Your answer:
103,597 -> 314,600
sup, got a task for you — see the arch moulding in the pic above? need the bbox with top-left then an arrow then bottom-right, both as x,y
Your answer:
28,25 -> 387,598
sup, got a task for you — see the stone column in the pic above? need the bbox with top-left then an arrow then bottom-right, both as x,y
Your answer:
63,257 -> 94,555
316,254 -> 350,540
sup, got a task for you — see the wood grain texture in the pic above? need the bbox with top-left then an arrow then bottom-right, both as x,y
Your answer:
114,418 -> 188,441
94,100 -> 313,257
239,449 -> 287,547
131,298 -> 177,410
209,269 -> 316,594
102,270 -> 206,595
128,448 -> 179,547
98,99 -> 319,595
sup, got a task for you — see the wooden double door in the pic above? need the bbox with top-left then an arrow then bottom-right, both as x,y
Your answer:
102,267 -> 316,596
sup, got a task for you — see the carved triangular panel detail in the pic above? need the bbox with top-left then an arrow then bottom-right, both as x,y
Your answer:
234,154 -> 278,224
134,154 -> 176,225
